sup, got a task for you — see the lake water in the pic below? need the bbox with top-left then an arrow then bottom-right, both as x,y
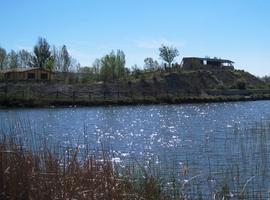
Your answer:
1,100 -> 270,198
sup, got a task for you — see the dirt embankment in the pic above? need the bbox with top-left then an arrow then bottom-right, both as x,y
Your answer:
0,69 -> 266,94
0,69 -> 268,107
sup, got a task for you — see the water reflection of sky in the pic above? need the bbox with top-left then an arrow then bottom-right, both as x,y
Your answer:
1,101 -> 270,197
1,101 -> 270,151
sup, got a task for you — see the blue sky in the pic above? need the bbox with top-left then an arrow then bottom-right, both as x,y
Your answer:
0,0 -> 269,76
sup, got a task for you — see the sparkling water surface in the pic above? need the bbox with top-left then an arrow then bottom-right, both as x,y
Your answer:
1,100 -> 270,197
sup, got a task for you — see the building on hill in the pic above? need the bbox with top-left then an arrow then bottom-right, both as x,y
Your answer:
181,57 -> 234,71
0,67 -> 53,81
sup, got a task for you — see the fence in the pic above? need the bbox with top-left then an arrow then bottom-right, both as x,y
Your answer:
0,88 -> 187,103
1,88 -> 270,105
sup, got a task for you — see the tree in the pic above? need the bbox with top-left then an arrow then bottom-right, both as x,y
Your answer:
31,37 -> 51,68
0,47 -> 7,70
159,44 -> 179,68
92,59 -> 101,75
115,50 -> 126,79
8,50 -> 19,69
18,49 -> 31,68
45,57 -> 55,72
131,64 -> 142,78
51,45 -> 72,72
77,66 -> 92,73
51,45 -> 62,71
144,57 -> 159,71
69,57 -> 80,73
100,53 -> 114,82
61,45 -> 71,73
261,76 -> 270,83
92,59 -> 101,81
100,50 -> 126,82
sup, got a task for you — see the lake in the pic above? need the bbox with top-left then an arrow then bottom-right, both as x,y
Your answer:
1,100 -> 270,198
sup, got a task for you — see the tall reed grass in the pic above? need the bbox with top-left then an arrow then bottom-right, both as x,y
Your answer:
1,119 -> 270,199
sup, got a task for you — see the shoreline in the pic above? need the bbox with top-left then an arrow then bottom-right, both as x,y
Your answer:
1,94 -> 270,108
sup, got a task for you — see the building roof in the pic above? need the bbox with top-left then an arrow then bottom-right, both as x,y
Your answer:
0,67 -> 51,73
182,57 -> 234,64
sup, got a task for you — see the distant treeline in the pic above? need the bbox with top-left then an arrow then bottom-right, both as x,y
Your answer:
0,37 -> 180,82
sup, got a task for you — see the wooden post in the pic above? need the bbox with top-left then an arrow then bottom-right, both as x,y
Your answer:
154,91 -> 158,100
117,91 -> 120,100
130,91 -> 133,100
103,91 -> 106,100
72,91 -> 76,103
4,84 -> 7,100
56,91 -> 59,99
27,87 -> 30,100
88,92 -> 92,101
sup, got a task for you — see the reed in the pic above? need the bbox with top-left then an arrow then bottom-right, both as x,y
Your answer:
0,136 -> 185,200
1,118 -> 270,199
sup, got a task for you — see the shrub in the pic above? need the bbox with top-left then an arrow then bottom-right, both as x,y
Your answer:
236,81 -> 246,90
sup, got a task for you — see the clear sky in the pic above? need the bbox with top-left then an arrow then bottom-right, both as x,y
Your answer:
0,0 -> 269,76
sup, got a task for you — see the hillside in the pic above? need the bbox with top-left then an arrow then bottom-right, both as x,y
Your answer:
0,69 -> 267,98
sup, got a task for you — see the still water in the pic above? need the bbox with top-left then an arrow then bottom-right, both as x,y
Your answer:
1,100 -> 270,197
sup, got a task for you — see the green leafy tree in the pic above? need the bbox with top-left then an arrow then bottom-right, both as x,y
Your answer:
100,54 -> 114,82
159,44 -> 179,68
100,50 -> 126,82
45,57 -> 55,72
31,37 -> 51,68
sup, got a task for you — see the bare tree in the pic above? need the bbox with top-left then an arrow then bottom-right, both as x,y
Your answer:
61,45 -> 71,73
115,50 -> 126,79
144,57 -> 159,71
93,59 -> 101,75
0,47 -> 7,70
159,44 -> 179,68
51,46 -> 62,71
18,49 -> 31,68
8,50 -> 19,69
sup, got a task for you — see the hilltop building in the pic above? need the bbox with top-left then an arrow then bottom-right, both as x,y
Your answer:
180,57 -> 234,71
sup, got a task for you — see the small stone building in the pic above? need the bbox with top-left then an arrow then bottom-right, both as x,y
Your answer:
181,57 -> 234,71
0,67 -> 53,81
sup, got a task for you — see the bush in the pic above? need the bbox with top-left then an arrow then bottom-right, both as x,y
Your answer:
216,83 -> 226,90
236,81 -> 246,90
81,76 -> 94,84
152,75 -> 157,83
0,74 -> 5,82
